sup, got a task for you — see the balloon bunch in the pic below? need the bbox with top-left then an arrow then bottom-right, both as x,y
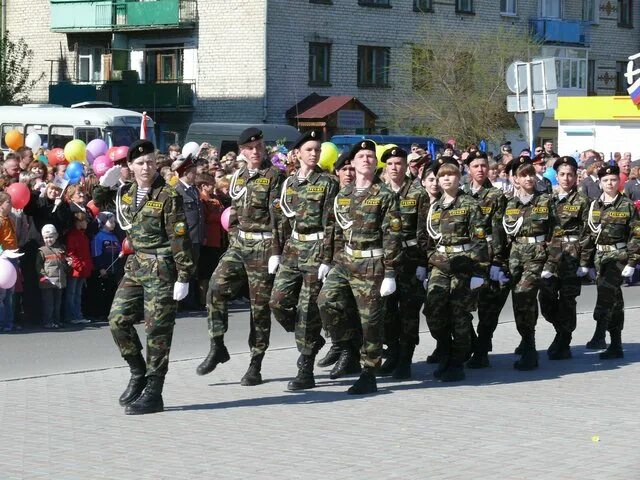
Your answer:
65,161 -> 84,185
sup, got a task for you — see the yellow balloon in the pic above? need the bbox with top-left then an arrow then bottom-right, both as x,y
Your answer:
376,143 -> 398,169
64,139 -> 87,163
319,142 -> 339,171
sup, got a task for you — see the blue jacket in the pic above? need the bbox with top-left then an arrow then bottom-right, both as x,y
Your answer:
91,229 -> 120,273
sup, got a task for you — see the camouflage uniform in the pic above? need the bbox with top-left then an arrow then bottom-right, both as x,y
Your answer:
424,191 -> 488,366
108,174 -> 194,378
317,177 -> 402,367
206,164 -> 286,357
269,167 -> 339,355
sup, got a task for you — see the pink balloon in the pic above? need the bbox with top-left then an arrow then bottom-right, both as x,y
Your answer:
0,259 -> 17,289
93,155 -> 114,177
221,207 -> 231,232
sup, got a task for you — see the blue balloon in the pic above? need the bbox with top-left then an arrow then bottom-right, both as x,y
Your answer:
66,161 -> 84,181
543,167 -> 558,186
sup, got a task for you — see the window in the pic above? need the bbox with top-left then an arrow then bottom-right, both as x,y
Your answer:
358,0 -> 391,7
587,59 -> 596,95
582,0 -> 598,22
75,128 -> 100,144
309,43 -> 331,85
619,0 -> 633,27
26,125 -> 49,149
357,46 -> 390,87
77,48 -> 103,83
540,0 -> 561,18
412,47 -> 433,91
456,0 -> 473,13
414,0 -> 433,12
145,46 -> 183,83
616,61 -> 628,94
500,0 -> 516,15
48,126 -> 74,149
78,55 -> 92,83
545,47 -> 588,90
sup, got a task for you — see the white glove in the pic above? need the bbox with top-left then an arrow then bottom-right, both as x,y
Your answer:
489,265 -> 501,282
576,267 -> 589,278
470,277 -> 484,290
541,270 -> 554,279
100,165 -> 122,188
415,266 -> 427,282
268,255 -> 281,274
54,197 -> 62,206
173,281 -> 189,301
380,277 -> 396,297
0,249 -> 23,259
621,265 -> 635,278
588,268 -> 597,281
498,271 -> 510,285
423,278 -> 429,290
318,263 -> 331,282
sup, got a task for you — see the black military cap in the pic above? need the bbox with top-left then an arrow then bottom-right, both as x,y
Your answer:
380,146 -> 408,164
347,139 -> 377,160
465,150 -> 488,165
334,152 -> 351,172
291,130 -> 321,150
598,164 -> 620,178
508,156 -> 533,176
553,156 -> 578,172
430,156 -> 459,176
238,127 -> 264,146
501,141 -> 512,153
172,154 -> 195,176
127,139 -> 155,163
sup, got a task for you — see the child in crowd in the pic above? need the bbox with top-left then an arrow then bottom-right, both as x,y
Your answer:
65,212 -> 93,325
36,224 -> 67,329
0,193 -> 18,332
88,212 -> 122,321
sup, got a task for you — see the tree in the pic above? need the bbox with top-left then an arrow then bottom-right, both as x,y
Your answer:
389,26 -> 541,147
0,32 -> 44,105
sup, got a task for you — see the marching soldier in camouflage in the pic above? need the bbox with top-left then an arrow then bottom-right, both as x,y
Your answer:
462,151 -> 510,369
538,156 -> 592,360
109,139 -> 194,415
318,140 -> 402,395
198,127 -> 286,386
268,130 -> 339,391
584,164 -> 640,359
424,157 -> 488,382
502,157 -> 554,371
378,146 -> 427,379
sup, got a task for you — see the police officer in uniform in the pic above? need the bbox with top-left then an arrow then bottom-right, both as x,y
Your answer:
109,139 -> 194,415
269,130 -> 339,390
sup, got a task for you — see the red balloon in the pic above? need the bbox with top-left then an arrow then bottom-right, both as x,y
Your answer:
86,200 -> 100,218
107,147 -> 119,162
6,182 -> 31,210
121,237 -> 134,255
114,146 -> 129,163
47,148 -> 66,167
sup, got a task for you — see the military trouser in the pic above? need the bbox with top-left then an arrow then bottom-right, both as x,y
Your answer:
109,254 -> 177,378
475,280 -> 511,352
424,264 -> 474,363
383,258 -> 424,347
206,236 -> 274,357
508,242 -> 546,336
269,238 -> 324,356
539,248 -> 581,335
317,258 -> 385,367
593,250 -> 626,333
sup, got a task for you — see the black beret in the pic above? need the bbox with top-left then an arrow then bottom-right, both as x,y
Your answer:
291,130 -> 321,150
347,139 -> 377,160
238,127 -> 264,145
465,151 -> 488,165
334,152 -> 351,172
127,139 -> 155,163
508,156 -> 534,176
381,146 -> 408,164
598,164 -> 620,178
553,156 -> 578,172
430,156 -> 459,176
172,154 -> 195,176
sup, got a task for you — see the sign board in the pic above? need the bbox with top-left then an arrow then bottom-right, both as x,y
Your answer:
515,112 -> 545,143
507,92 -> 558,112
337,110 -> 365,129
625,53 -> 640,105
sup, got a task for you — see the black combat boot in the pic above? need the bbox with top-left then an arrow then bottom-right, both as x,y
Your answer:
297,336 -> 326,369
548,332 -> 572,360
119,353 -> 147,406
466,334 -> 491,369
440,360 -> 465,382
241,353 -> 264,386
288,354 -> 316,391
392,344 -> 415,380
546,330 -> 562,356
514,338 -> 525,355
124,376 -> 164,415
426,342 -> 441,364
329,343 -> 361,379
432,332 -> 451,378
514,332 -> 539,371
586,322 -> 607,350
317,343 -> 341,367
378,341 -> 400,376
599,330 -> 624,359
196,337 -> 230,376
347,366 -> 377,395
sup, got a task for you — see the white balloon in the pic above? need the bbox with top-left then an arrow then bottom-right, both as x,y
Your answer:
25,132 -> 42,151
181,142 -> 200,158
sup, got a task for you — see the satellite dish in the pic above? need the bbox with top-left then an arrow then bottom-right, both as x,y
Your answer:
506,62 -> 527,94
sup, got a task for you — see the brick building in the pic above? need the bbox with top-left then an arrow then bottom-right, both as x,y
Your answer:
2,0 -> 639,148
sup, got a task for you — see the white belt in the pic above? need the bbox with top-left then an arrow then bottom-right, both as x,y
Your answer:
345,245 -> 384,259
596,242 -> 627,252
402,238 -> 418,248
238,230 -> 273,240
515,235 -> 546,244
558,235 -> 579,243
436,243 -> 473,253
292,231 -> 324,242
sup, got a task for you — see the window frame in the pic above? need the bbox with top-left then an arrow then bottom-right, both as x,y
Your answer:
582,0 -> 599,23
455,0 -> 474,14
618,0 -> 633,27
357,45 -> 391,88
78,54 -> 93,83
500,0 -> 517,16
308,42 -> 332,86
587,59 -> 596,95
540,0 -> 562,19
616,61 -> 628,94
358,0 -> 392,8
413,0 -> 433,12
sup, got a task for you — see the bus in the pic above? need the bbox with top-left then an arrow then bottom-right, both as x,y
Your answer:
330,134 -> 444,153
0,103 -> 155,152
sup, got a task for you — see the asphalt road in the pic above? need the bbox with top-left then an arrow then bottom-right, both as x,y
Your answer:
1,284 -> 639,381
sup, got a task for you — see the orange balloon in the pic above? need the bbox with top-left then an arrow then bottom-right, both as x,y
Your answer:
5,130 -> 24,151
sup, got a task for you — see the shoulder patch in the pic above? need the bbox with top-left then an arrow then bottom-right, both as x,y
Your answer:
121,193 -> 132,205
449,208 -> 468,216
400,199 -> 417,207
254,178 -> 271,186
562,205 -> 579,213
506,208 -> 521,216
307,186 -> 326,193
481,206 -> 492,215
363,198 -> 381,206
430,212 -> 441,222
532,206 -> 549,214
174,222 -> 187,236
145,200 -> 163,210
608,211 -> 630,218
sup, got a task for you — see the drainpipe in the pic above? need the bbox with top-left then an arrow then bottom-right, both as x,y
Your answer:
262,0 -> 268,123
1,0 -> 7,39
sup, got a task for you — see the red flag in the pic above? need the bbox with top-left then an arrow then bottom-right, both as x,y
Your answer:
140,111 -> 148,140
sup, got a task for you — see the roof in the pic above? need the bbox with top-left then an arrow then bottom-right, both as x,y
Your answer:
287,94 -> 377,120
555,96 -> 640,121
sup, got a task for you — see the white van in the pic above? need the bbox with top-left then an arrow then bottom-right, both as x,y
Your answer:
186,122 -> 299,156
0,103 -> 155,152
